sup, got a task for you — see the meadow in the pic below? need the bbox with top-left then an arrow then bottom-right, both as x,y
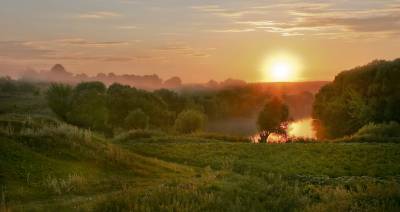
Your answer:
1,114 -> 400,211
1,79 -> 400,211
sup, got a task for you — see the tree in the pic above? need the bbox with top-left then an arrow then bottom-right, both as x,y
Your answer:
68,81 -> 108,131
257,98 -> 289,143
124,109 -> 149,130
313,59 -> 400,139
106,83 -> 137,128
106,83 -> 174,129
154,89 -> 184,114
174,110 -> 206,134
46,83 -> 72,121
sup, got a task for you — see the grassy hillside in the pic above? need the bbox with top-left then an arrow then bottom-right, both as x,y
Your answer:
2,117 -> 399,211
1,81 -> 400,211
0,115 -> 195,211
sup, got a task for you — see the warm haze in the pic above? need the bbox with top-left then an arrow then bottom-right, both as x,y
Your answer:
1,1 -> 400,211
1,0 -> 400,82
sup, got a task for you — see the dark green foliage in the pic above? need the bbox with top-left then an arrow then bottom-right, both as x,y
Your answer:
0,77 -> 39,94
183,86 -> 271,120
46,83 -> 72,120
355,122 -> 400,137
154,89 -> 184,114
174,110 -> 206,134
44,81 -> 274,133
313,59 -> 400,139
190,132 -> 252,143
106,83 -> 174,129
124,109 -> 149,130
0,76 -> 16,92
257,97 -> 289,142
67,82 -> 108,131
113,129 -> 165,141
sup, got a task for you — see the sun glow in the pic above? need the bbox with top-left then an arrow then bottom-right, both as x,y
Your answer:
271,62 -> 292,82
288,118 -> 316,139
263,53 -> 301,82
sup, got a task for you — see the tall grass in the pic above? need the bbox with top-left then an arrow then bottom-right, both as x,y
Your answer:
1,186 -> 10,212
43,173 -> 87,195
93,172 -> 400,212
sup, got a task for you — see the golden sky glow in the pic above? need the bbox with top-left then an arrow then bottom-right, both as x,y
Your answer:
263,52 -> 301,82
0,0 -> 400,82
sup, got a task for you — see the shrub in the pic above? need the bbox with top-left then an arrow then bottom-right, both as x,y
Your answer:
67,81 -> 108,131
174,110 -> 206,134
354,122 -> 400,138
124,109 -> 149,130
113,129 -> 165,141
46,83 -> 72,121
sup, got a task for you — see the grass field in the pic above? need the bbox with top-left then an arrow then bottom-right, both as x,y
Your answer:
1,91 -> 400,211
1,118 -> 400,211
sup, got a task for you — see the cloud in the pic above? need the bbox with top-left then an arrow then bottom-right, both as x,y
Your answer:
116,25 -> 137,30
77,11 -> 121,19
192,5 -> 252,18
43,54 -> 166,63
209,28 -> 255,33
193,1 -> 400,39
44,55 -> 133,62
154,42 -> 212,58
155,43 -> 192,51
55,38 -> 129,47
0,41 -> 53,59
0,38 -> 135,62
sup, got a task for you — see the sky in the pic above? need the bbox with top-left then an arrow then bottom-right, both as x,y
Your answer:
0,0 -> 400,83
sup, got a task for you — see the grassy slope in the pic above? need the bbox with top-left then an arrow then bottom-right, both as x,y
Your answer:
0,117 -> 195,211
4,132 -> 400,211
107,136 -> 400,211
1,91 -> 400,211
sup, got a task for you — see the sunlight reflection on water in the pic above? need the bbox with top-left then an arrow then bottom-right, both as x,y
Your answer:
250,118 -> 316,143
288,118 -> 316,139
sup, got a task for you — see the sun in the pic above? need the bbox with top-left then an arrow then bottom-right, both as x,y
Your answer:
271,61 -> 293,82
263,53 -> 301,82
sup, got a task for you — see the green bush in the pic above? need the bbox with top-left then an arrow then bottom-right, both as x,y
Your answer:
113,129 -> 165,141
46,83 -> 72,121
174,110 -> 206,134
124,109 -> 149,130
67,81 -> 108,131
354,122 -> 400,138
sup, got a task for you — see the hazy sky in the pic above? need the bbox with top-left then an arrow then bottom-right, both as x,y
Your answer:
0,0 -> 399,82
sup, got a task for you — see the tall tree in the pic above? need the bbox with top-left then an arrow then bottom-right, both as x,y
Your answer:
257,98 -> 289,143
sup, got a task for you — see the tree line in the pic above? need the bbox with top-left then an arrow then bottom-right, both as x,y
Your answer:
313,59 -> 400,139
46,81 -> 278,135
